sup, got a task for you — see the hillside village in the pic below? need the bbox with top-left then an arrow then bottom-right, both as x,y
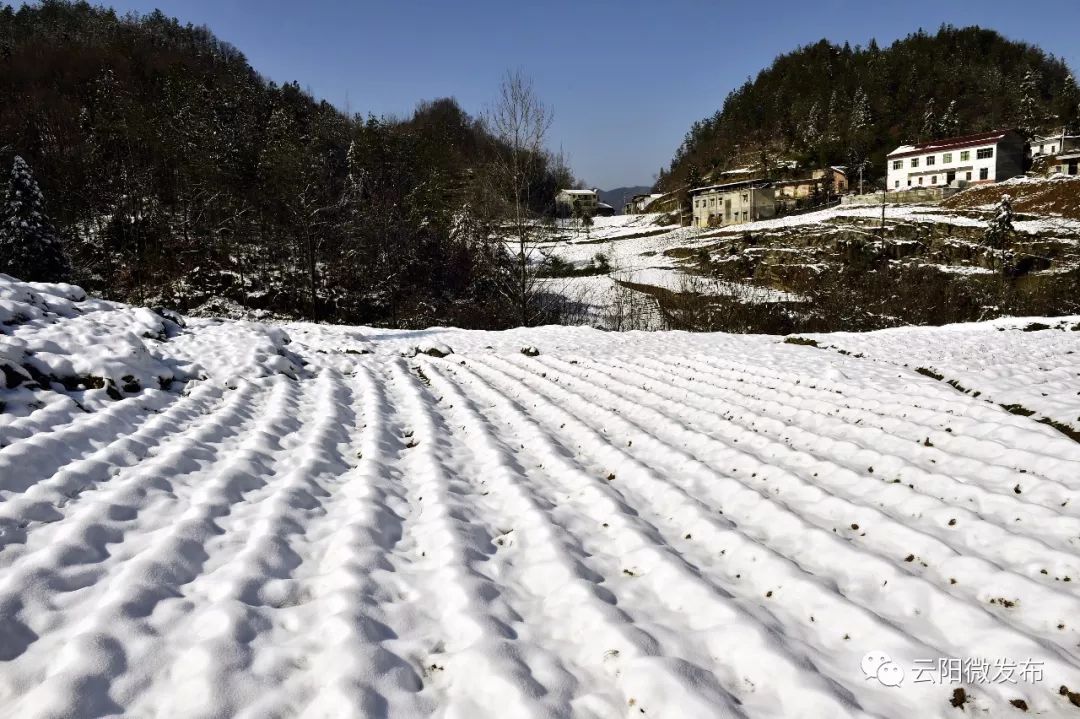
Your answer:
542,125 -> 1080,333
557,126 -> 1078,231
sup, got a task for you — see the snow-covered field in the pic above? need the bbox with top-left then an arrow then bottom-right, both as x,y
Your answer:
530,204 -> 1080,328
4,274 -> 1080,717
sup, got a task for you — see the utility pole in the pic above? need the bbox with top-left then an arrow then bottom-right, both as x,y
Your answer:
880,182 -> 886,238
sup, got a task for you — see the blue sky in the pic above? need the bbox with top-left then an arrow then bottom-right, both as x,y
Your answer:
63,0 -> 1080,189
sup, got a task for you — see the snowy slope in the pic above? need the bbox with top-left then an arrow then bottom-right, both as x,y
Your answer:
4,274 -> 1080,717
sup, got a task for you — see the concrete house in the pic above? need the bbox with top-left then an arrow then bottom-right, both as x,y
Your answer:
886,130 -> 1025,191
1031,128 -> 1080,176
555,188 -> 599,218
690,180 -> 775,229
624,193 -> 664,215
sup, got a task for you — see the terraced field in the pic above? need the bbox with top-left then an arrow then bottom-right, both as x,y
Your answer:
3,276 -> 1080,717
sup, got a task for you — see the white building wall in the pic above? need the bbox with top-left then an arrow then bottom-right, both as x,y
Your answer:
691,187 -> 775,228
886,144 -> 1002,191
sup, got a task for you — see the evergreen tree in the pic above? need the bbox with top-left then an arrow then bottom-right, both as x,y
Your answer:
0,156 -> 70,282
801,101 -> 822,150
1019,70 -> 1041,137
983,193 -> 1014,275
1056,75 -> 1080,134
939,100 -> 960,137
848,87 -> 872,155
920,98 -> 937,141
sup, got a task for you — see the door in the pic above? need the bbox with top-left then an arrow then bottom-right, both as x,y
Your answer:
946,171 -> 956,185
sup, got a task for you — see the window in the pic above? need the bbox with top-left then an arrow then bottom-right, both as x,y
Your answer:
907,179 -> 912,186
742,193 -> 748,202
960,150 -> 970,161
931,176 -> 937,184
894,180 -> 900,188
926,155 -> 936,166
910,157 -> 919,167
965,171 -> 971,181
979,167 -> 989,180
1052,145 -> 1057,153
943,153 -> 952,163
976,147 -> 993,159
892,160 -> 902,170
743,211 -> 748,220
918,177 -> 923,185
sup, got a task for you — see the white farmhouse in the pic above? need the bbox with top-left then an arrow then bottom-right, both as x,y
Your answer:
886,130 -> 1025,191
690,180 -> 775,229
555,188 -> 599,218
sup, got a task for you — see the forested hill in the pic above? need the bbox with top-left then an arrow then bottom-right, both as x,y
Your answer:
0,1 -> 573,327
658,26 -> 1080,192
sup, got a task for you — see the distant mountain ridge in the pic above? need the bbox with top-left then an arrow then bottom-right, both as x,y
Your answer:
598,186 -> 652,213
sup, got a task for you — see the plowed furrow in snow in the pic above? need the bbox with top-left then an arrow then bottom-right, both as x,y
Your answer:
372,357 -> 618,718
419,358 -> 742,718
126,370 -> 361,717
288,363 -> 436,719
610,355 -> 1080,576
1,393 -> 92,445
680,353 -> 1080,492
516,353 -> 1080,661
0,378 -> 286,716
539,353 -> 1080,613
466,353 -> 1080,714
450,356 -> 887,717
682,349 -> 1078,467
0,388 -> 177,495
0,382 -> 226,554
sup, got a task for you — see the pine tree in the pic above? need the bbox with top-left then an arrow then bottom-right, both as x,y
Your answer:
1019,70 -> 1041,137
920,98 -> 937,141
801,101 -> 822,150
848,87 -> 871,153
0,156 -> 70,282
1056,75 -> 1080,134
939,100 -> 960,137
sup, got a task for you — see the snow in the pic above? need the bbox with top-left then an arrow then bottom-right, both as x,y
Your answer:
4,273 -> 1080,717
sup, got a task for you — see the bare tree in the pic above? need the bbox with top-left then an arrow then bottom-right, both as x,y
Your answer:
486,70 -> 554,326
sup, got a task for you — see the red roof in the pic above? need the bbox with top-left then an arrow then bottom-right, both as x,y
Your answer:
887,130 -> 1019,159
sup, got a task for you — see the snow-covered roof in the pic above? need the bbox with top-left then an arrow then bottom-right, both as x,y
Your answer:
690,179 -> 772,194
558,189 -> 596,196
887,130 -> 1018,158
597,202 -> 613,209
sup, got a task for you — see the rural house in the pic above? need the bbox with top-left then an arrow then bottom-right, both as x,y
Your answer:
1031,128 -> 1080,176
774,167 -> 849,209
690,180 -> 776,229
886,130 -> 1025,191
623,193 -> 664,215
555,188 -> 599,218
